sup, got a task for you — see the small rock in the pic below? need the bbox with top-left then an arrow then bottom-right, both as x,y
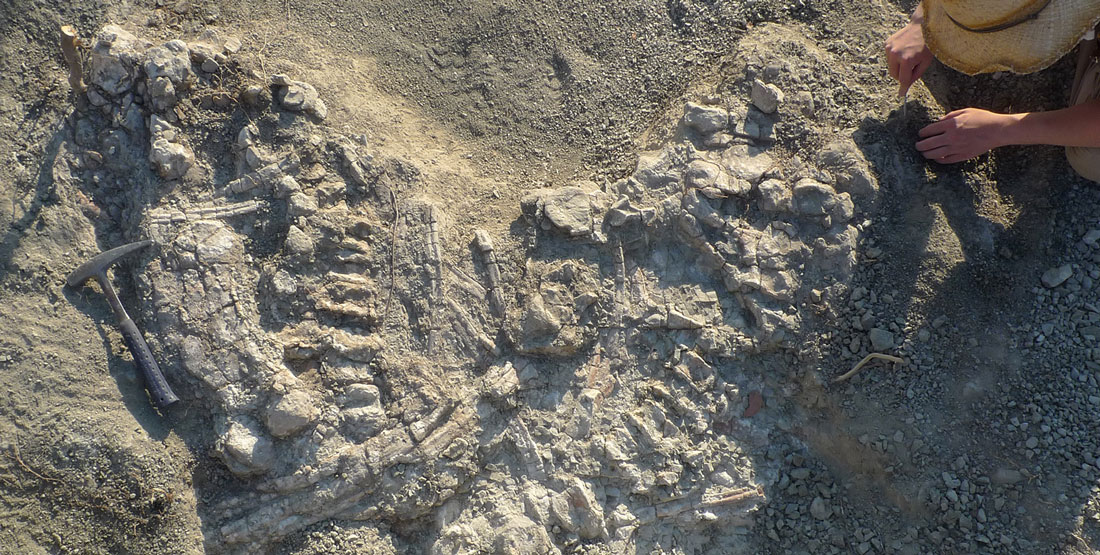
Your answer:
217,417 -> 275,477
284,225 -> 314,255
750,79 -> 784,114
272,74 -> 328,119
149,138 -> 194,180
143,40 -> 193,111
685,160 -> 722,188
240,84 -> 269,107
682,102 -> 729,134
224,36 -> 242,53
1025,437 -> 1038,449
522,186 -> 600,238
667,309 -> 705,329
793,90 -> 815,116
722,143 -> 774,183
758,179 -> 791,212
552,478 -> 606,540
287,192 -> 318,217
868,328 -> 895,351
810,497 -> 832,520
201,58 -> 219,73
275,175 -> 302,199
522,294 -> 562,338
1041,265 -> 1073,288
344,384 -> 380,405
791,178 -> 838,216
88,25 -> 146,96
991,468 -> 1023,485
264,390 -> 320,437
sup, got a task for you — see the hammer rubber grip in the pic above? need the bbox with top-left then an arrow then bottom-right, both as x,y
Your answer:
119,317 -> 180,408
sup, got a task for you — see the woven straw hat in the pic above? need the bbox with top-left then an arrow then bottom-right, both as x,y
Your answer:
922,0 -> 1100,75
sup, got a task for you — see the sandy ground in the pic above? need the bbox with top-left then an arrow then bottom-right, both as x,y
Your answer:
5,0 -> 1100,553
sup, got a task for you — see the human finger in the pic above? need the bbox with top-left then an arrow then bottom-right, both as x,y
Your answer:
897,62 -> 914,97
939,153 -> 971,164
911,57 -> 933,84
919,145 -> 953,160
918,119 -> 950,138
915,134 -> 949,152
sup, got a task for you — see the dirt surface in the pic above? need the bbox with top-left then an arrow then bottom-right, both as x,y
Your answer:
5,0 -> 1100,553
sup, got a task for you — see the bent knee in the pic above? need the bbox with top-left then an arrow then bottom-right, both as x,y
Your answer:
1067,146 -> 1100,183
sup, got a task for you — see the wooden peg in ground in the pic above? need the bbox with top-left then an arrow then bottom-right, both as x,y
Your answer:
60,25 -> 85,93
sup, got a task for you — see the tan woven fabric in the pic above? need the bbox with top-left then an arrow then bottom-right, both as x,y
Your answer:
923,0 -> 1100,74
1067,37 -> 1100,183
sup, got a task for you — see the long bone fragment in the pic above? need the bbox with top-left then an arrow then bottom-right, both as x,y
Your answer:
147,200 -> 263,225
213,156 -> 299,197
473,229 -> 506,316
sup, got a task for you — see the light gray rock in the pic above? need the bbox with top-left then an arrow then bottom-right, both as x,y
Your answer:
522,294 -> 562,338
810,496 -> 832,520
288,192 -> 318,217
143,40 -> 193,111
991,468 -> 1024,485
492,514 -> 554,555
751,79 -> 784,114
1041,265 -> 1072,288
552,478 -> 606,540
683,102 -> 729,134
682,190 -> 723,228
722,144 -> 774,184
667,309 -> 705,329
275,175 -> 302,199
758,268 -> 799,302
758,179 -> 790,212
685,160 -> 721,188
265,390 -> 320,437
88,25 -> 147,96
791,178 -> 838,216
830,192 -> 855,223
241,85 -> 269,107
869,328 -> 894,351
522,186 -> 596,237
217,417 -> 275,477
272,74 -> 328,120
284,225 -> 314,255
149,138 -> 194,180
817,139 -> 879,200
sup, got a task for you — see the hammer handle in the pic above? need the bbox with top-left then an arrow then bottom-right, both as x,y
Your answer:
119,317 -> 180,408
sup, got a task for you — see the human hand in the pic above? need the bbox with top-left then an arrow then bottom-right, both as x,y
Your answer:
916,108 -> 1015,163
885,21 -> 934,98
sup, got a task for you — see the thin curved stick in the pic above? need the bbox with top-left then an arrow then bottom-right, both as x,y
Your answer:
833,353 -> 904,383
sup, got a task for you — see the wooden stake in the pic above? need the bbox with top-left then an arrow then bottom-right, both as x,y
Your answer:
60,25 -> 85,93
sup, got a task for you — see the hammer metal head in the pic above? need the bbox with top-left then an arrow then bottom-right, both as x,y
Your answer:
66,240 -> 155,288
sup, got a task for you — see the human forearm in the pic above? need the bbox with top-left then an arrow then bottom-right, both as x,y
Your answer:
911,2 -> 924,23
917,102 -> 1100,164
1002,100 -> 1100,149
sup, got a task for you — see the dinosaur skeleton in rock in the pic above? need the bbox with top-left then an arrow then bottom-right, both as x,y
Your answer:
73,24 -> 881,553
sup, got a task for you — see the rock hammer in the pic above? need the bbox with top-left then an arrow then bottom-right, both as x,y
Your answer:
67,240 -> 179,408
